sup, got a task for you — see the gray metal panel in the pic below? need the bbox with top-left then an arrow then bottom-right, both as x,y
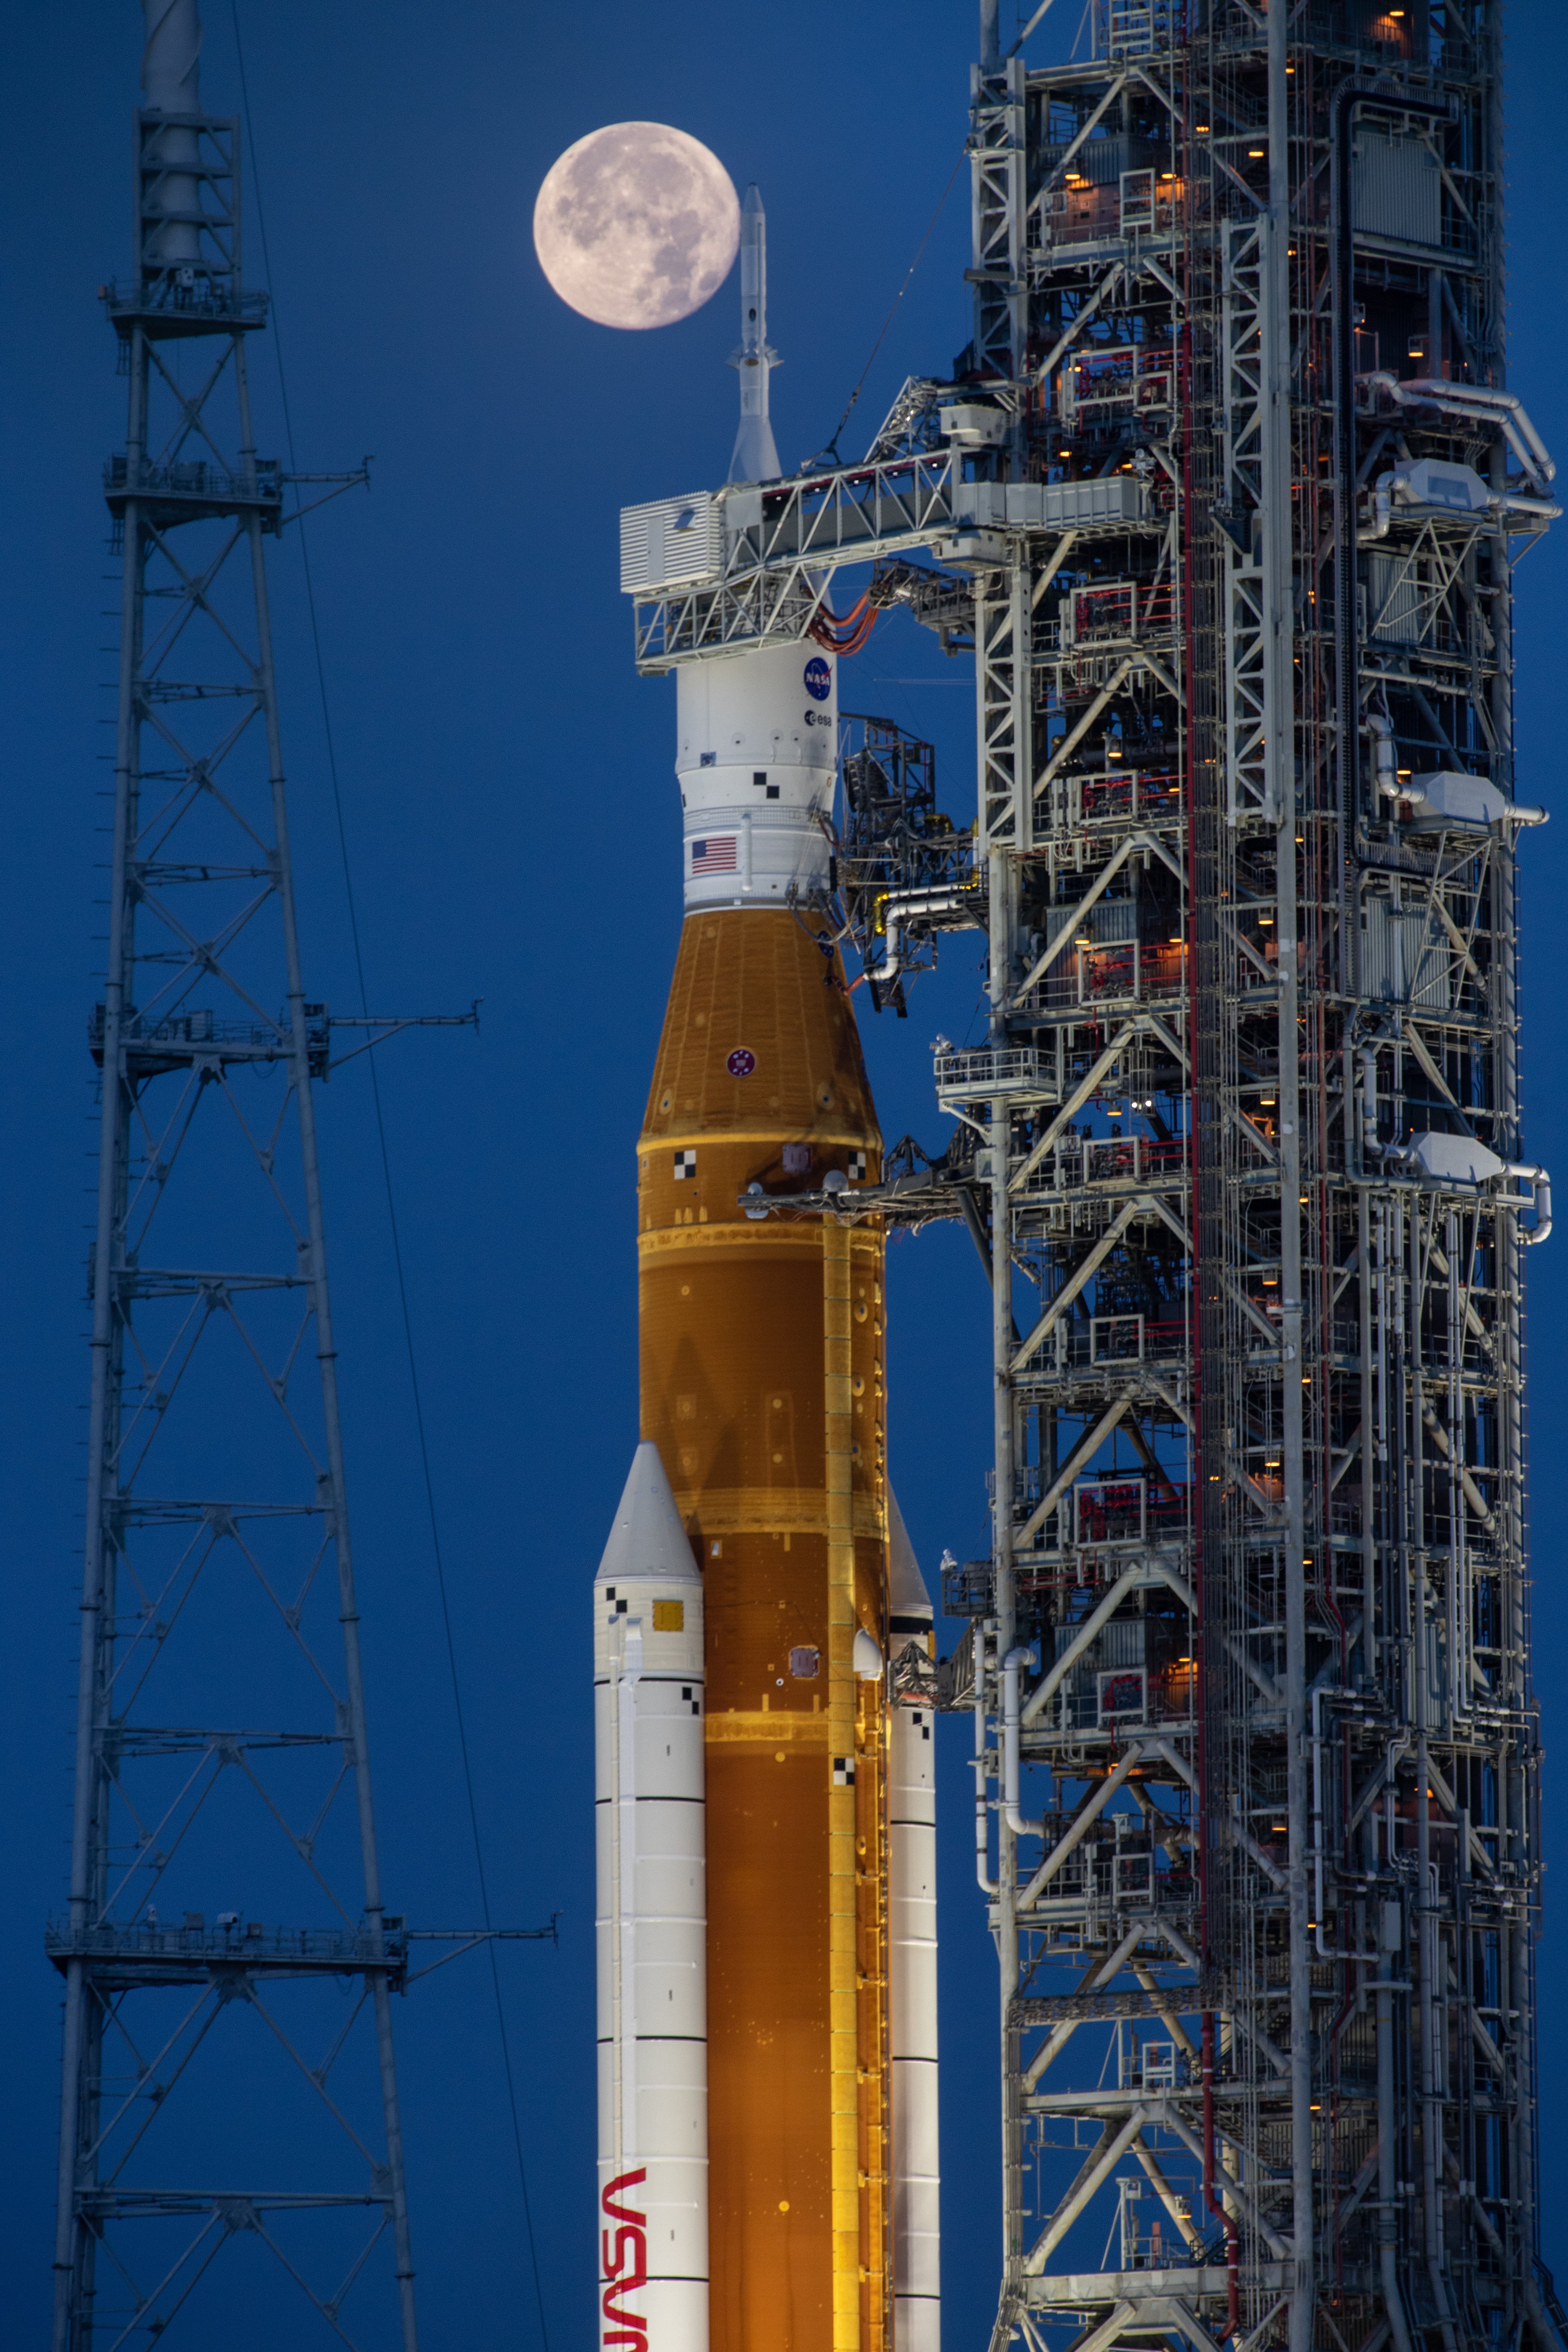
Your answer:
1035,132 -> 1156,186
1366,549 -> 1433,646
619,490 -> 723,590
960,476 -> 1148,531
1362,900 -> 1449,1010
1352,126 -> 1442,247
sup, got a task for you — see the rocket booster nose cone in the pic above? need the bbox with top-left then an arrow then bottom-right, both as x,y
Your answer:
853,1626 -> 885,1679
887,1485 -> 934,1623
743,182 -> 765,221
596,1441 -> 700,1586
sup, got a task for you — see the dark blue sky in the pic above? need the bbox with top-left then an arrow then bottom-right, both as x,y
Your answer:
3,1 -> 1566,2341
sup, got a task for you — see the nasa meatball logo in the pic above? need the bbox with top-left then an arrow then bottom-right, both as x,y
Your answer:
803,654 -> 831,703
726,1048 -> 756,1078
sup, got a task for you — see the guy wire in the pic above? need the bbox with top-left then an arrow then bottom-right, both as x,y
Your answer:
230,14 -> 552,2345
810,146 -> 966,468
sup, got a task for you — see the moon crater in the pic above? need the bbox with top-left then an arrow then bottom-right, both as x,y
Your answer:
533,123 -> 740,331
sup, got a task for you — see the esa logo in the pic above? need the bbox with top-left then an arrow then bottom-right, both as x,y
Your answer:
803,655 -> 832,703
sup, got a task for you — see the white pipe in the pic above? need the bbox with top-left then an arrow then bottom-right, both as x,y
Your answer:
1001,1648 -> 1042,1836
1365,472 -> 1393,541
1490,490 -> 1562,521
1375,1888 -> 1416,2352
1360,369 -> 1556,492
1367,460 -> 1559,532
873,888 -> 975,986
1392,776 -> 1549,826
1529,1170 -> 1552,1245
1504,1164 -> 1552,1245
1404,375 -> 1556,485
1366,707 -> 1398,799
974,1625 -> 996,1894
1311,1686 -> 1377,1960
1361,1046 -> 1380,1156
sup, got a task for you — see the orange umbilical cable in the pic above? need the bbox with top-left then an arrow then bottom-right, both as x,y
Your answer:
808,592 -> 877,658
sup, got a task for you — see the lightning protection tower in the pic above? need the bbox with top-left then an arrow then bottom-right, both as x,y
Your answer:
51,5 -> 420,2343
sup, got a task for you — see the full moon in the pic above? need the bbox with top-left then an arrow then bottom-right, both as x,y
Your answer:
533,123 -> 740,331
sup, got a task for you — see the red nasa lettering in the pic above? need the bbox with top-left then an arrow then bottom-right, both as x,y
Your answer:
601,2170 -> 648,2351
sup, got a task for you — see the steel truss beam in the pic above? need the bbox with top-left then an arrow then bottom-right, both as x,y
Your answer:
953,11 -> 1550,2352
625,9 -> 1555,2351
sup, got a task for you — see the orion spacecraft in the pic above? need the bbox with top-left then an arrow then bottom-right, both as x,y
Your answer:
594,190 -> 940,2352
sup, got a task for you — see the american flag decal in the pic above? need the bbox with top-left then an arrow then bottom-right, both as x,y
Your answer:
691,836 -> 738,874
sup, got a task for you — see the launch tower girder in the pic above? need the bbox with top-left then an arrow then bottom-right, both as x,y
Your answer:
617,5 -> 1557,2350
949,7 -> 1555,2352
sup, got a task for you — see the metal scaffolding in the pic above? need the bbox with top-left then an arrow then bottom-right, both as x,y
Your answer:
49,46 -> 421,2351
623,3 -> 1562,2349
952,5 -> 1560,2348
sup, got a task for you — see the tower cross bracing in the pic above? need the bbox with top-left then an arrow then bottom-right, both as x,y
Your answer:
618,4 -> 1560,2350
51,21 -> 420,2348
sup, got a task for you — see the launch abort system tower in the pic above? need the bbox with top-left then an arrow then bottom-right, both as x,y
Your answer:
620,3 -> 1559,2350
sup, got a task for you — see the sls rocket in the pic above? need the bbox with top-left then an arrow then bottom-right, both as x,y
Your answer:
595,190 -> 939,2352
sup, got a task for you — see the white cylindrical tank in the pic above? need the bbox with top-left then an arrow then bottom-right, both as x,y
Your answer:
674,639 -> 837,911
595,1442 -> 708,2352
887,1487 -> 940,2352
141,0 -> 204,271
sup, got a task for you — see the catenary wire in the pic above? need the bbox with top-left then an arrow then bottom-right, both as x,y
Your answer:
228,14 -> 551,2346
810,147 -> 967,468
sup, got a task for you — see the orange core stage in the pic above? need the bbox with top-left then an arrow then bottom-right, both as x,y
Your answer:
638,907 -> 891,2352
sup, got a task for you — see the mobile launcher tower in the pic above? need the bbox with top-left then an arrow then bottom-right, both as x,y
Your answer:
613,5 -> 1562,2352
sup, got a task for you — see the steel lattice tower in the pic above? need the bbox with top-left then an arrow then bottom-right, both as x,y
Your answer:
618,2 -> 1562,2349
51,6 -> 419,2343
953,7 -> 1559,2349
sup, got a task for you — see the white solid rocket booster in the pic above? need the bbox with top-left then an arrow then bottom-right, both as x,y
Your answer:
595,1444 -> 709,2352
888,1490 -> 941,2352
